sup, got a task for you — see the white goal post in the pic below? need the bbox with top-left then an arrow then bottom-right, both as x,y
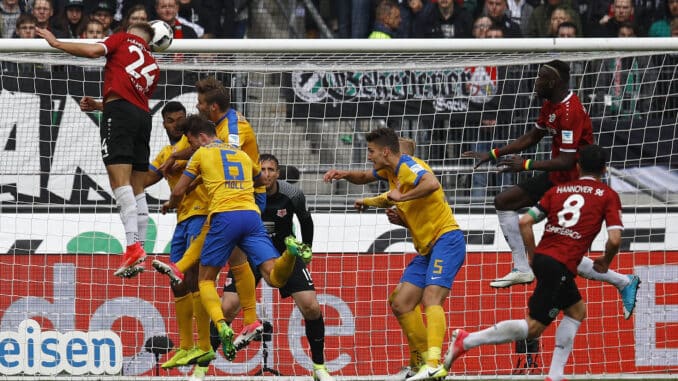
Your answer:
0,38 -> 676,379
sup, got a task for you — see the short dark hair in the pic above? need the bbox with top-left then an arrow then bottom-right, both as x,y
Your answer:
195,77 -> 230,111
487,25 -> 504,35
617,21 -> 636,35
365,127 -> 400,153
375,0 -> 398,22
578,144 -> 607,175
16,14 -> 37,28
557,21 -> 577,33
181,114 -> 216,137
259,153 -> 279,169
161,101 -> 186,118
543,59 -> 570,85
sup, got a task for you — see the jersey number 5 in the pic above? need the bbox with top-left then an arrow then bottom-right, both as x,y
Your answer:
125,45 -> 158,92
557,194 -> 585,228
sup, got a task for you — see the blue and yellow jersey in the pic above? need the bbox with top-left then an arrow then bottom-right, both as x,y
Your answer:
184,140 -> 261,215
374,154 -> 459,255
175,109 -> 265,197
150,144 -> 208,223
214,109 -> 266,198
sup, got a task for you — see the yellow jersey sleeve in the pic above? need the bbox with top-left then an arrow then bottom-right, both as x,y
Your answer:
149,145 -> 172,177
150,145 -> 208,222
392,155 -> 459,255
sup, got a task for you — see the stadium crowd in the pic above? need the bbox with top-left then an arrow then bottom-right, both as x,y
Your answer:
1,0 -> 676,40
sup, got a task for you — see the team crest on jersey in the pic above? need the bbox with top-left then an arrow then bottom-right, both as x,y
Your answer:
549,113 -> 556,123
277,208 -> 287,218
228,134 -> 240,148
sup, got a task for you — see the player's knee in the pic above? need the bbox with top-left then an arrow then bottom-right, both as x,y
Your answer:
526,318 -> 546,340
565,302 -> 586,322
494,192 -> 509,210
220,293 -> 241,321
299,301 -> 321,320
171,282 -> 189,297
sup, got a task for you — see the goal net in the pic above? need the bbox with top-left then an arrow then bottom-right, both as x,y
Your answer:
0,38 -> 676,379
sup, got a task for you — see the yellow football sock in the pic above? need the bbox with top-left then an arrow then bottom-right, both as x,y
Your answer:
268,250 -> 295,288
198,280 -> 226,325
176,225 -> 207,273
396,306 -> 427,367
425,305 -> 446,367
175,294 -> 194,350
231,262 -> 258,325
192,292 -> 211,352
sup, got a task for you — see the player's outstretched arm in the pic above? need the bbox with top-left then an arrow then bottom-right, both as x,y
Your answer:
463,127 -> 547,169
593,228 -> 622,273
498,150 -> 577,173
36,27 -> 105,58
386,172 -> 439,202
323,169 -> 376,184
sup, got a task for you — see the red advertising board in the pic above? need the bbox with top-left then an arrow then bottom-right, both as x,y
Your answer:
0,252 -> 676,377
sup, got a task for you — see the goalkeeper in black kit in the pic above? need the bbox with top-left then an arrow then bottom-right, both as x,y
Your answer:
219,154 -> 335,381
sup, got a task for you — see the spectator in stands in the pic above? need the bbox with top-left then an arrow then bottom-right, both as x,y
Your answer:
177,0 -> 208,37
547,5 -> 578,36
672,17 -> 678,36
593,0 -> 637,36
118,4 -> 149,31
617,20 -> 636,36
471,15 -> 494,37
81,18 -> 104,38
369,0 -> 401,38
412,0 -> 473,38
395,0 -> 424,38
556,20 -> 578,36
506,0 -> 533,35
91,1 -> 115,36
53,0 -> 85,38
335,0 -> 373,38
526,0 -> 580,37
0,0 -> 22,38
155,0 -> 198,39
15,13 -> 37,38
648,0 -> 678,37
484,0 -> 522,36
368,0 -> 400,39
33,0 -> 67,37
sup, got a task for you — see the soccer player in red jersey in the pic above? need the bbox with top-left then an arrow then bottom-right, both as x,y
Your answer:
462,60 -> 639,319
444,144 -> 623,381
36,22 -> 159,277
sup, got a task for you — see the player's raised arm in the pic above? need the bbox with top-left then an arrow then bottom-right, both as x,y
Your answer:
36,27 -> 106,58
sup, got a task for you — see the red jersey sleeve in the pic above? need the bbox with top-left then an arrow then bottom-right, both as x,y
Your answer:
101,33 -> 124,57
